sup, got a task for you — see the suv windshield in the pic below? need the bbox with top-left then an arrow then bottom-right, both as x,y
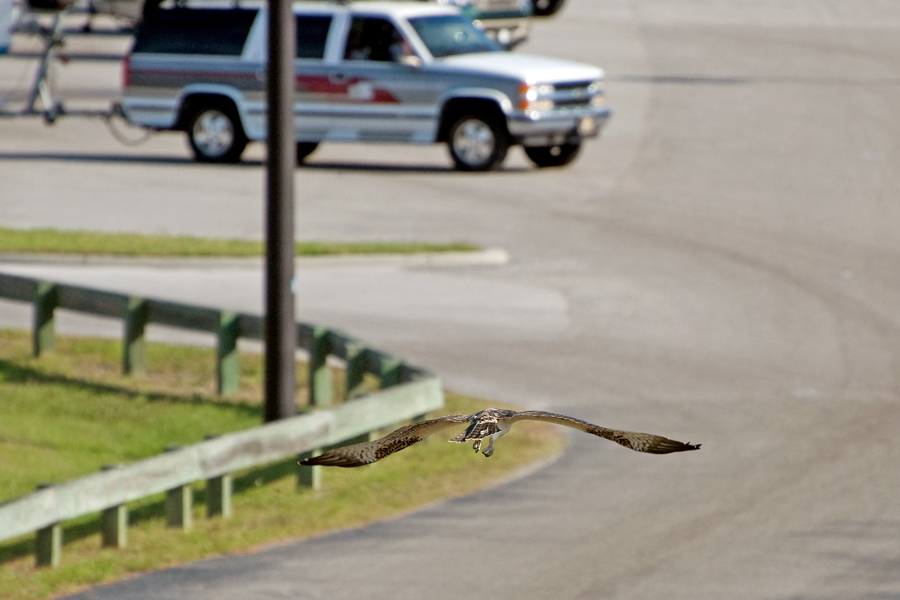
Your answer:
408,15 -> 502,58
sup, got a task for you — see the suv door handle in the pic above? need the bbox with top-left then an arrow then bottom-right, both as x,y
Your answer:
329,72 -> 347,84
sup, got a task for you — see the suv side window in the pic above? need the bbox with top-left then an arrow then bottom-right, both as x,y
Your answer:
344,17 -> 403,62
132,8 -> 257,56
296,15 -> 332,59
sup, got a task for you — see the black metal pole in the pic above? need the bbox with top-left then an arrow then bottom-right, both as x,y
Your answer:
264,0 -> 296,422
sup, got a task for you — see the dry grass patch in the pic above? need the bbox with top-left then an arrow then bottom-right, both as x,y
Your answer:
0,228 -> 478,258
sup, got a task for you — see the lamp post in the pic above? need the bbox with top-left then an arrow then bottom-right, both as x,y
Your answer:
264,0 -> 297,422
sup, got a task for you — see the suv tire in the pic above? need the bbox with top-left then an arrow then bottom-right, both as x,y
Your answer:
296,142 -> 319,164
532,0 -> 565,17
524,143 -> 581,168
187,103 -> 247,163
447,112 -> 509,172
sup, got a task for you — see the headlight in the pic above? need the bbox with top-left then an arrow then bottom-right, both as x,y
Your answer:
518,83 -> 554,114
588,80 -> 604,106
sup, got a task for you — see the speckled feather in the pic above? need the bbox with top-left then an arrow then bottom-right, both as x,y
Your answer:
299,414 -> 474,467
299,408 -> 700,468
508,411 -> 700,454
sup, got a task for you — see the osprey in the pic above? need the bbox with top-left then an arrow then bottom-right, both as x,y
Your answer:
299,408 -> 700,468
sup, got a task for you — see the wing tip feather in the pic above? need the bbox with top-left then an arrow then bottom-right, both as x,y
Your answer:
298,456 -> 369,468
660,440 -> 701,453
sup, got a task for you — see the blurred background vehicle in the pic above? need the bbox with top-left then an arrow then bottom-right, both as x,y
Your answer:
10,0 -> 537,47
432,0 -> 530,49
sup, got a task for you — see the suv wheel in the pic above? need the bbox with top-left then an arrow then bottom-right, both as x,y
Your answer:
187,104 -> 247,163
447,112 -> 509,172
524,143 -> 581,168
532,0 -> 565,16
296,142 -> 319,164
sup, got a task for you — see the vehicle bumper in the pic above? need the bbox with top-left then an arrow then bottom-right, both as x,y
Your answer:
508,106 -> 611,147
121,97 -> 180,130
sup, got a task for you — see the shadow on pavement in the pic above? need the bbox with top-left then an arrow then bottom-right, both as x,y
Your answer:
0,152 -> 532,173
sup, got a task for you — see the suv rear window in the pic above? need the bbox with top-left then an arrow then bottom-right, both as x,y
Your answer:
133,8 -> 257,56
296,15 -> 332,59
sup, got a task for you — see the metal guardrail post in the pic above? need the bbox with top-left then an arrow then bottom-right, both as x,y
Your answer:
379,357 -> 402,389
380,357 -> 409,433
297,450 -> 322,490
217,311 -> 240,396
33,281 -> 56,356
101,505 -> 128,548
123,297 -> 148,375
164,447 -> 192,529
310,327 -> 332,407
344,342 -> 367,400
303,328 -> 336,489
165,485 -> 193,529
204,434 -> 233,517
206,474 -> 232,519
36,522 -> 62,568
100,465 -> 127,548
399,364 -> 428,424
35,483 -> 61,568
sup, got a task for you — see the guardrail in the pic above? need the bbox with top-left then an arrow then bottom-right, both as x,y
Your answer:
0,272 -> 444,567
0,272 -> 425,397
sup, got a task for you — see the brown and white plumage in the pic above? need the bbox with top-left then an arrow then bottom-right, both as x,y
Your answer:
299,408 -> 700,468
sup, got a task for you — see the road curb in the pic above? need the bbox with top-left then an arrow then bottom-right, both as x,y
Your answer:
0,248 -> 510,269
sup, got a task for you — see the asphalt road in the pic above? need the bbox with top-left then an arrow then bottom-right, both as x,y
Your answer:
2,1 -> 900,598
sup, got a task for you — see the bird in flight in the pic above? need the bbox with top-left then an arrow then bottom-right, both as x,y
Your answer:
299,408 -> 700,468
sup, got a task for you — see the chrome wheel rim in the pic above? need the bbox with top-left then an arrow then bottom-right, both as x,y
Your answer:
452,119 -> 495,167
192,109 -> 234,158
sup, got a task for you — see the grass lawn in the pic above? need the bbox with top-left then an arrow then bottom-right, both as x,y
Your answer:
0,330 -> 564,600
0,228 -> 478,258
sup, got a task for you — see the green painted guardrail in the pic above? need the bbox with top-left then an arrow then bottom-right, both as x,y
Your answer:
0,272 -> 444,568
0,272 -> 427,398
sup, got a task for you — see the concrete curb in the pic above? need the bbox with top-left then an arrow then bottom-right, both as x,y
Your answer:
0,248 -> 510,269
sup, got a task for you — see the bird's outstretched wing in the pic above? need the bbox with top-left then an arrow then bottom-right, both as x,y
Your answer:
510,410 -> 701,454
298,414 -> 473,468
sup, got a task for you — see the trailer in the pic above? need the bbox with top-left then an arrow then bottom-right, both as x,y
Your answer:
0,0 -> 134,123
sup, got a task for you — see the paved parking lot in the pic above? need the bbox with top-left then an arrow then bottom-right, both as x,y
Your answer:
3,1 -> 900,598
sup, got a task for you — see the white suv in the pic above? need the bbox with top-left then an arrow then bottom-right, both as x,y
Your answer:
122,1 -> 610,171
